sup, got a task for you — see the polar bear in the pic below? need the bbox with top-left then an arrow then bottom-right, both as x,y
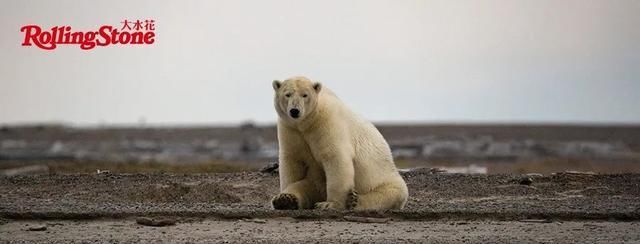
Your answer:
271,76 -> 408,210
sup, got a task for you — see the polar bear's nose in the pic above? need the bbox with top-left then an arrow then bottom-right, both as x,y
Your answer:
289,109 -> 300,118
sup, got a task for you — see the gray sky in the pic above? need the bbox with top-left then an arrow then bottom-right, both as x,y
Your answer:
1,0 -> 639,125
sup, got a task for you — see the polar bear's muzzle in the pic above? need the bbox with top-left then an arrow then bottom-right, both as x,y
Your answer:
289,108 -> 300,119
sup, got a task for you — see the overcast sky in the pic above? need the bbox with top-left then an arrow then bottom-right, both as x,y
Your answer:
1,0 -> 639,125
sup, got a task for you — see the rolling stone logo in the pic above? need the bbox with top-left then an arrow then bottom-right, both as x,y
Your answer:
20,19 -> 156,50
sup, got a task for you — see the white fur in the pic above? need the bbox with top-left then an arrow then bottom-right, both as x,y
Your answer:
272,76 -> 408,210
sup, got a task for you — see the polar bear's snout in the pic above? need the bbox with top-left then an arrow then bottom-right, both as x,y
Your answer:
285,96 -> 305,119
289,108 -> 300,119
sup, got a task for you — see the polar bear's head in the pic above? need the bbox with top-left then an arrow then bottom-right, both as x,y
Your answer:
273,76 -> 322,122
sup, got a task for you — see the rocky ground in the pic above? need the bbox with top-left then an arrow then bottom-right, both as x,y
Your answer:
1,171 -> 640,243
2,219 -> 639,243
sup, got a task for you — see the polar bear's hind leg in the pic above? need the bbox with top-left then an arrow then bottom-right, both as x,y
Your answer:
354,182 -> 408,210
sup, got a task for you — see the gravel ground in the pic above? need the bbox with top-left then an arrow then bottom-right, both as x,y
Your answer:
1,171 -> 640,242
1,218 -> 639,243
1,171 -> 639,220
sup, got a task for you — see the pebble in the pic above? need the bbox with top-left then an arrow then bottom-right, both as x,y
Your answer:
27,225 -> 47,231
250,219 -> 267,224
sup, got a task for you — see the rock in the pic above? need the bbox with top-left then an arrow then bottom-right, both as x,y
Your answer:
519,177 -> 533,185
260,162 -> 279,174
27,225 -> 47,231
136,217 -> 177,227
243,218 -> 267,224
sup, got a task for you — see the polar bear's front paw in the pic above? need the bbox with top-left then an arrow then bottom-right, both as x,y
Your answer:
272,193 -> 299,210
346,189 -> 358,210
314,201 -> 338,210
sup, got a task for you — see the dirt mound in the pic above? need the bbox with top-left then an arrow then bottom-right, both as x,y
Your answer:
127,181 -> 241,203
1,172 -> 639,221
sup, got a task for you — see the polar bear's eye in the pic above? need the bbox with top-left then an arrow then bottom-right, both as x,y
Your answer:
285,93 -> 292,97
302,94 -> 308,98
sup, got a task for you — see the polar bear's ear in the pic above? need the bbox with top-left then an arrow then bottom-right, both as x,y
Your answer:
272,80 -> 282,91
313,82 -> 322,93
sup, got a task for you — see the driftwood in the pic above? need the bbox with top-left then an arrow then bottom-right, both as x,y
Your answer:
344,215 -> 391,223
135,217 -> 177,227
1,165 -> 49,177
519,219 -> 552,223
